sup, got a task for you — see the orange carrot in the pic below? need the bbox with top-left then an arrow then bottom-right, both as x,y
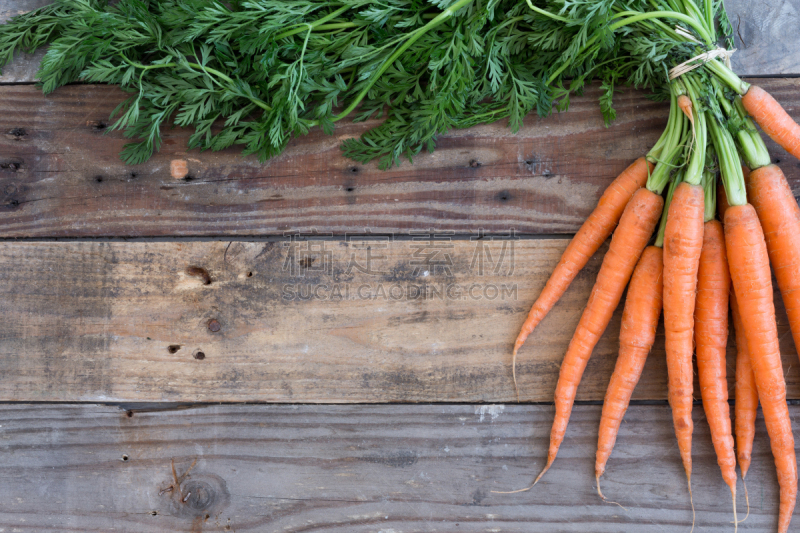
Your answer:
534,187 -> 663,484
742,86 -> 800,161
678,94 -> 696,148
593,168 -> 682,497
678,94 -> 693,122
595,245 -> 662,490
694,220 -> 737,505
662,181 -> 705,486
512,157 -> 654,393
746,164 -> 800,361
720,172 -> 759,486
730,291 -> 757,482
725,204 -> 797,533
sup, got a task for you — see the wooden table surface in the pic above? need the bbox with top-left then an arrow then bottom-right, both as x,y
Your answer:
1,1 -> 799,531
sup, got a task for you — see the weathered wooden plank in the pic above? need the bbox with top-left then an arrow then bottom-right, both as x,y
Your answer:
0,83 -> 662,237
0,240 -> 798,403
1,80 -> 799,237
727,0 -> 800,76
0,402 -> 797,532
2,0 -> 798,82
0,0 -> 48,83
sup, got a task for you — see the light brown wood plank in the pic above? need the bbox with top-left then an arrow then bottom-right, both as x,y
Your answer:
3,0 -> 798,81
0,239 -> 798,402
0,402 -> 797,532
1,80 -> 799,237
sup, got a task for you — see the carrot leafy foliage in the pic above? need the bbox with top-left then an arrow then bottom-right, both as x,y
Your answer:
0,0 -> 731,167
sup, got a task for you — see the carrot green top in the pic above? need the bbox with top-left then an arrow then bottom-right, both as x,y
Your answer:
646,82 -> 688,195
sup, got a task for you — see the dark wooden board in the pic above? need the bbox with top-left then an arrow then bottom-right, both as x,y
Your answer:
0,240 -> 798,403
3,0 -> 798,82
0,80 -> 799,237
0,402 -> 797,532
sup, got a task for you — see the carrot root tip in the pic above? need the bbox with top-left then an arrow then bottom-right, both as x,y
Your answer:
511,347 -> 520,403
490,483 -> 533,495
688,477 -> 695,533
596,475 -> 628,511
738,478 -> 750,524
533,460 -> 552,487
491,459 -> 552,495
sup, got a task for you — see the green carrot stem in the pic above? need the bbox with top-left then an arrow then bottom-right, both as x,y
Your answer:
648,115 -> 689,195
704,0 -> 715,41
733,98 -> 771,170
708,115 -> 747,207
525,0 -> 569,22
333,0 -> 473,122
274,5 -> 351,40
702,168 -> 716,222
682,76 -> 707,186
705,58 -> 750,96
648,90 -> 679,163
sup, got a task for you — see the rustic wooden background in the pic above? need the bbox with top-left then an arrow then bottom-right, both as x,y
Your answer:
1,0 -> 799,531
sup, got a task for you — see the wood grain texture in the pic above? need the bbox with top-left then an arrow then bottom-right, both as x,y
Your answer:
0,239 -> 798,403
726,0 -> 800,76
2,0 -> 798,81
1,402 -> 798,532
1,80 -> 799,237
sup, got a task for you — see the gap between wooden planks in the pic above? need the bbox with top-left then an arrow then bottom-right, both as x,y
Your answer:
0,239 -> 797,403
0,402 -> 797,532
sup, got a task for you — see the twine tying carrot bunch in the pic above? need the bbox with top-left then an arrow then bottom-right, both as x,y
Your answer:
669,47 -> 737,80
669,26 -> 736,80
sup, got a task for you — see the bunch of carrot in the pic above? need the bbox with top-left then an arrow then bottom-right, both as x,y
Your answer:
509,1 -> 800,531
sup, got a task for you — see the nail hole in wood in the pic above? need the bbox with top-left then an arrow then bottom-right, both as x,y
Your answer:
122,454 -> 129,461
167,344 -> 181,354
9,128 -> 26,139
775,158 -> 781,164
95,176 -> 103,183
194,351 -> 206,360
469,159 -> 482,168
183,175 -> 194,182
6,199 -> 20,209
246,271 -> 253,278
207,319 -> 221,333
349,166 -> 359,174
150,511 -> 158,516
345,186 -> 355,192
130,172 -> 137,179
186,266 -> 212,285
126,410 -> 134,418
